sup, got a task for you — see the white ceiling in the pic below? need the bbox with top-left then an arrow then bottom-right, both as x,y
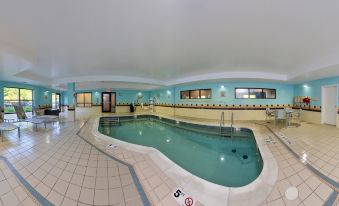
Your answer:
1,0 -> 339,90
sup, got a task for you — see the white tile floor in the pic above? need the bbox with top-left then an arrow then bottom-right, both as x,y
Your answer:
277,123 -> 339,183
0,115 -> 337,206
0,159 -> 37,206
0,121 -> 144,206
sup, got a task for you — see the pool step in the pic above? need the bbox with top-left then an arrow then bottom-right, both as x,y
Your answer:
100,117 -> 121,126
220,127 -> 233,137
220,127 -> 249,138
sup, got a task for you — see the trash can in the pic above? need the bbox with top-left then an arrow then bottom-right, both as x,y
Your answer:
130,104 -> 134,112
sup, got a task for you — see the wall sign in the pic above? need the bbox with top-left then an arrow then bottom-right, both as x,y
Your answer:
220,91 -> 226,97
172,188 -> 196,206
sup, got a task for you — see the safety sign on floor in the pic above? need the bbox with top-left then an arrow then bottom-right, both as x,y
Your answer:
172,187 -> 196,206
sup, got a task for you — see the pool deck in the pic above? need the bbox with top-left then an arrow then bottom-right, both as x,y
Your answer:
0,113 -> 337,206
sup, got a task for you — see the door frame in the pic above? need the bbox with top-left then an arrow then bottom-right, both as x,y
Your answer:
321,84 -> 338,126
101,92 -> 116,113
52,93 -> 61,110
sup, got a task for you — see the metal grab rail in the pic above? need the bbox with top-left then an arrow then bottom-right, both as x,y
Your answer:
220,112 -> 225,135
231,112 -> 234,128
230,112 -> 234,138
220,112 -> 234,137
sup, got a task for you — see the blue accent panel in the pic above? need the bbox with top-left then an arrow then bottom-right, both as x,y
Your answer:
324,191 -> 338,206
66,83 -> 75,106
294,77 -> 339,106
0,156 -> 54,206
150,82 -> 294,105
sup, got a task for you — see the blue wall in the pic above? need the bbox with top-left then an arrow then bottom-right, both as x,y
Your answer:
2,76 -> 339,110
150,82 -> 294,106
294,77 -> 339,106
0,81 -> 60,108
62,89 -> 151,105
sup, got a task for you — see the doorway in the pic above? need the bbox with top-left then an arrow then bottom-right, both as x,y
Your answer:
321,85 -> 338,126
101,92 -> 116,112
52,93 -> 61,110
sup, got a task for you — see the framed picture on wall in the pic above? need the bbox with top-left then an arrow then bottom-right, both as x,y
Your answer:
220,91 -> 226,97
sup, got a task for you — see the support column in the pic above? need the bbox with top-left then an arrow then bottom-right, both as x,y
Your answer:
67,83 -> 76,121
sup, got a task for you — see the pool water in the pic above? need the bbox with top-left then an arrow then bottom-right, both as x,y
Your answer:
99,116 -> 263,187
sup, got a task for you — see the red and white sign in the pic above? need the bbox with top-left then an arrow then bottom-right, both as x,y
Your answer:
172,188 -> 196,206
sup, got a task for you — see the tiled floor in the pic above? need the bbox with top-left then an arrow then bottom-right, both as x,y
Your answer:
257,124 -> 337,206
277,123 -> 339,183
0,114 -> 337,206
0,158 -> 38,206
0,121 -> 144,206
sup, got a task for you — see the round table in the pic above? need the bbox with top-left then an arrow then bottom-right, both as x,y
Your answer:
0,123 -> 20,141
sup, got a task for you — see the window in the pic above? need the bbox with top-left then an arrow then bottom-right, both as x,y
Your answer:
180,89 -> 212,99
235,88 -> 276,99
263,89 -> 276,99
4,87 -> 33,114
180,91 -> 190,99
200,89 -> 212,99
76,93 -> 92,107
190,90 -> 200,99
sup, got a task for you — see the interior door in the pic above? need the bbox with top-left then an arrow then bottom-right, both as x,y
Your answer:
322,86 -> 338,125
102,92 -> 111,112
52,93 -> 61,110
111,92 -> 116,113
102,92 -> 116,112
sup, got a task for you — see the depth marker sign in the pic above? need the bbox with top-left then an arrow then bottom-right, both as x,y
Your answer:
172,188 -> 196,206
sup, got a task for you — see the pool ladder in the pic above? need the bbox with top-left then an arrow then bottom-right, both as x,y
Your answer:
101,117 -> 121,126
220,112 -> 234,137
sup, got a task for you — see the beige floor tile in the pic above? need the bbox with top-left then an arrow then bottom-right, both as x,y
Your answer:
305,176 -> 321,191
61,197 -> 77,206
267,198 -> 285,206
79,187 -> 94,205
66,183 -> 81,201
302,193 -> 323,206
1,191 -> 20,206
314,183 -> 333,201
94,189 -> 109,205
47,190 -> 64,206
108,188 -> 124,205
53,179 -> 69,195
36,182 -> 51,197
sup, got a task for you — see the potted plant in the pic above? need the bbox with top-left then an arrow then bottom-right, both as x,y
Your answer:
303,97 -> 311,109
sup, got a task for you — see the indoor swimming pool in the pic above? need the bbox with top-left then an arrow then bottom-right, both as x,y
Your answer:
98,115 -> 263,187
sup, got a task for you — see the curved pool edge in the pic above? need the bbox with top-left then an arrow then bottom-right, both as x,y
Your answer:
91,115 -> 278,206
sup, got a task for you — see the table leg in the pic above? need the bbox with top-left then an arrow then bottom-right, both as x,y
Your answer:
18,127 -> 20,139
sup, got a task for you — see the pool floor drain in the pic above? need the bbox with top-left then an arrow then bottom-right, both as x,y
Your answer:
243,155 -> 248,159
285,187 -> 298,200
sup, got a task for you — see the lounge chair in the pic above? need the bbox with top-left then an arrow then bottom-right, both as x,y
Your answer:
33,106 -> 59,125
13,104 -> 46,130
0,107 -> 20,141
